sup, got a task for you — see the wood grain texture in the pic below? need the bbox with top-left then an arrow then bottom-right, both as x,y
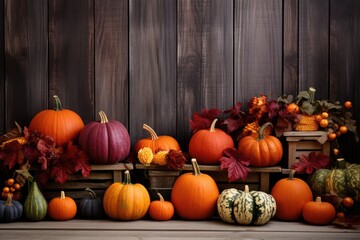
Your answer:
4,0 -> 48,130
49,0 -> 94,124
234,0 -> 283,104
95,0 -> 128,126
129,0 -> 177,145
298,0 -> 329,99
0,0 -> 4,133
177,0 -> 234,149
283,0 -> 298,97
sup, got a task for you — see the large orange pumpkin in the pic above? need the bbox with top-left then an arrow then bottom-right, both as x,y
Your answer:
237,122 -> 282,167
188,119 -> 234,164
133,124 -> 180,153
29,95 -> 84,145
103,170 -> 150,220
48,191 -> 77,221
171,158 -> 219,220
271,170 -> 313,221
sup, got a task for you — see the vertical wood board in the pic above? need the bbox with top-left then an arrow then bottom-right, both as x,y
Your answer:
0,0 -> 4,133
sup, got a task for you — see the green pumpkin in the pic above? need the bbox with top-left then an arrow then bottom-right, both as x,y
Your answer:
217,185 -> 276,225
24,180 -> 48,221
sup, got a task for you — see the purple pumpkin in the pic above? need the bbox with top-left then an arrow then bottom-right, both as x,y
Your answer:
79,111 -> 130,164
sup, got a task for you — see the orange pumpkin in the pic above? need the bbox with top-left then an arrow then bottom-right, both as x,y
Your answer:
148,193 -> 174,221
237,122 -> 282,167
133,124 -> 180,153
29,95 -> 84,145
302,196 -> 336,225
286,103 -> 300,114
171,158 -> 219,220
271,170 -> 313,221
103,170 -> 150,220
48,191 -> 77,221
188,119 -> 234,164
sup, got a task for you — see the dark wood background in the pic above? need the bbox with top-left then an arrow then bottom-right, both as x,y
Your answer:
1,0 -> 359,162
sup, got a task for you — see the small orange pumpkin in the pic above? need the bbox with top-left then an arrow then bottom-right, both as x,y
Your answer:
302,196 -> 336,225
171,158 -> 219,220
237,122 -> 282,167
188,119 -> 234,164
286,103 -> 300,114
148,193 -> 174,221
29,95 -> 84,145
48,191 -> 77,221
133,124 -> 180,153
103,170 -> 150,220
271,170 -> 313,221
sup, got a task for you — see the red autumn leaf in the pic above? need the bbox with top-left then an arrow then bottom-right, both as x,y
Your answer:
223,102 -> 247,133
50,160 -> 71,184
63,142 -> 91,177
292,152 -> 330,174
0,140 -> 25,169
189,108 -> 222,133
220,148 -> 251,182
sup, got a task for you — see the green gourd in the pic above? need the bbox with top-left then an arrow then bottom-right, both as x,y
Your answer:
24,180 -> 48,221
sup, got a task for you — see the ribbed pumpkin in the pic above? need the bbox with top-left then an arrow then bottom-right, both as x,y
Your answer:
171,158 -> 219,220
271,170 -> 313,221
29,95 -> 84,146
308,158 -> 360,199
24,180 -> 48,221
103,170 -> 150,220
78,188 -> 104,219
302,196 -> 336,225
133,124 -> 180,153
148,193 -> 174,221
217,185 -> 276,225
188,119 -> 234,164
78,111 -> 130,164
48,191 -> 77,221
0,195 -> 23,223
237,122 -> 282,167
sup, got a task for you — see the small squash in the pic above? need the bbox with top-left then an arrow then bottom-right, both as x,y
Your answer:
24,180 -> 48,221
48,191 -> 77,221
271,170 -> 313,221
79,111 -> 131,164
103,170 -> 150,220
171,158 -> 219,220
29,95 -> 84,145
188,119 -> 234,164
148,193 -> 174,221
134,124 -> 181,153
302,196 -> 336,225
0,194 -> 23,223
78,188 -> 104,219
238,122 -> 282,167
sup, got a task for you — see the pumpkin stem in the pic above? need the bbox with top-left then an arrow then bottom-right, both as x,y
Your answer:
53,95 -> 63,111
315,196 -> 322,203
244,185 -> 250,193
288,169 -> 296,180
5,194 -> 13,206
85,188 -> 97,199
209,119 -> 218,133
99,111 -> 109,123
336,158 -> 346,169
191,158 -> 202,176
143,124 -> 158,140
157,192 -> 165,202
123,170 -> 132,185
60,191 -> 66,199
258,122 -> 273,140
308,87 -> 316,104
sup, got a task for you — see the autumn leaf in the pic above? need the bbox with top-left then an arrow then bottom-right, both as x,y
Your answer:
189,108 -> 222,133
292,152 -> 330,174
220,148 -> 251,182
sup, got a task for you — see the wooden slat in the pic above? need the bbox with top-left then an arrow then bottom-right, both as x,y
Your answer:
94,0 -> 129,125
49,0 -> 94,123
177,0 -> 234,150
295,141 -> 322,150
91,163 -> 133,171
129,0 -> 177,146
4,0 -> 48,129
283,131 -> 327,137
298,0 -> 329,99
234,0 -> 282,104
43,181 -> 112,190
0,0 -> 4,133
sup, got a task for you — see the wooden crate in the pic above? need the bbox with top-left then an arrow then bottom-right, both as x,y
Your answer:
284,131 -> 330,170
33,163 -> 133,202
135,164 -> 282,201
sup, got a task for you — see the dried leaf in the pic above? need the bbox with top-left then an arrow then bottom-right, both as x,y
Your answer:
220,148 -> 251,182
292,152 -> 330,174
0,122 -> 22,144
189,108 -> 222,133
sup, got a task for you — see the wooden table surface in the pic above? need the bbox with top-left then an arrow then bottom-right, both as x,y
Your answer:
1,219 -> 359,240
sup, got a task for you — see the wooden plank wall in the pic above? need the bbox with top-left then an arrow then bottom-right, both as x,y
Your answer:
0,0 -> 359,161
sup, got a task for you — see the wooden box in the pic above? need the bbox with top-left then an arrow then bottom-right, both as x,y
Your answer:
284,131 -> 330,170
135,164 -> 282,201
35,163 -> 133,202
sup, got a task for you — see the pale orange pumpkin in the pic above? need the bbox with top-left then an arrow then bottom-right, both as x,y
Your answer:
302,196 -> 336,225
133,124 -> 180,153
48,191 -> 77,221
188,119 -> 234,164
29,95 -> 84,145
148,193 -> 174,221
171,158 -> 219,220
